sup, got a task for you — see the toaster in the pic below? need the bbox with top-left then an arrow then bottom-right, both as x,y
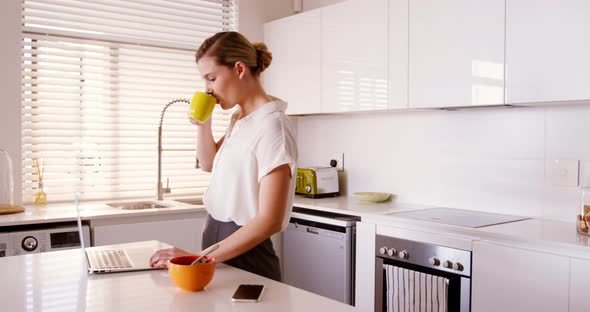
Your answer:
295,167 -> 340,198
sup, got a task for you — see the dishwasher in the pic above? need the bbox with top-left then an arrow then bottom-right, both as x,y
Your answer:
283,207 -> 359,305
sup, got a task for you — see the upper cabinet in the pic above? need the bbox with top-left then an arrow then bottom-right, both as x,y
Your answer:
321,0 -> 389,113
506,0 -> 590,104
265,0 -> 590,113
263,9 -> 322,115
389,0 -> 409,109
409,0 -> 505,108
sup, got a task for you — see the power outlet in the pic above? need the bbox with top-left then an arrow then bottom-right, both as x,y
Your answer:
546,159 -> 579,187
328,152 -> 344,171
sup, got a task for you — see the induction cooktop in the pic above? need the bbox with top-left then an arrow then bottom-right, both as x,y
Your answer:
390,207 -> 530,228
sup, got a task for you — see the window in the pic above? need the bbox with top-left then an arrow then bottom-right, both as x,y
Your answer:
21,0 -> 237,203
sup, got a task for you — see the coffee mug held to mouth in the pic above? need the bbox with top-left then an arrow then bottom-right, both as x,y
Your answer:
188,91 -> 217,123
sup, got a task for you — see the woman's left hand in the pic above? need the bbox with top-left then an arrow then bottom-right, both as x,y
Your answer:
149,247 -> 195,268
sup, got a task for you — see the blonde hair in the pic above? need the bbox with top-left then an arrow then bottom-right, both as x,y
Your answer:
196,31 -> 272,76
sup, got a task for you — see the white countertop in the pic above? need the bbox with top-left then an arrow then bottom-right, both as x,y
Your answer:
3,195 -> 590,259
0,199 -> 206,227
0,240 -> 356,312
293,195 -> 590,259
0,195 -> 421,228
293,195 -> 434,217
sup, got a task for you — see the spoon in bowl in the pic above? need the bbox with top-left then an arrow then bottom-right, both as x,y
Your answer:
191,244 -> 220,265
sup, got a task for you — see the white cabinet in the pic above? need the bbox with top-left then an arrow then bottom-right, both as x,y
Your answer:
570,257 -> 590,312
355,221 -> 376,311
92,211 -> 207,252
321,0 -> 389,112
472,241 -> 569,312
263,9 -> 322,115
389,0 -> 409,109
409,0 -> 505,108
505,0 -> 590,104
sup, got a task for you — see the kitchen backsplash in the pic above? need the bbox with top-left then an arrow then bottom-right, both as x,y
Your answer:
295,104 -> 590,222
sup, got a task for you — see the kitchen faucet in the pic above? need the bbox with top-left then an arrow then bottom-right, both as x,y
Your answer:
157,98 -> 199,200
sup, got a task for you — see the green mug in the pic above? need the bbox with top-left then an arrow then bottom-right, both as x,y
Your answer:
188,92 -> 217,123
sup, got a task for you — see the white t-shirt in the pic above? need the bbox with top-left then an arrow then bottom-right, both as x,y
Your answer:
203,100 -> 298,230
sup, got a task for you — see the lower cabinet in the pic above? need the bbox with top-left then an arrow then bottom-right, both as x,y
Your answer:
91,211 -> 207,252
472,241 -> 569,312
355,221 -> 376,311
570,257 -> 590,312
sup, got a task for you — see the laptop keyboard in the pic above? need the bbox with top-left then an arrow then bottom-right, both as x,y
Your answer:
89,249 -> 133,270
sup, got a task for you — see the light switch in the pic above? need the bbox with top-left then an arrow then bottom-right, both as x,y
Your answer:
546,159 -> 579,187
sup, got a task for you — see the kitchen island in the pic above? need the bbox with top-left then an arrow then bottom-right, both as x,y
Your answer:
0,240 -> 356,312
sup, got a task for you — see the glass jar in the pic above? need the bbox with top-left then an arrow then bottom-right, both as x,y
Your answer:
577,187 -> 590,235
0,149 -> 15,208
34,181 -> 47,205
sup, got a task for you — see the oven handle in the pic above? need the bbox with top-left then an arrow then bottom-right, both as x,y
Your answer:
375,256 -> 471,312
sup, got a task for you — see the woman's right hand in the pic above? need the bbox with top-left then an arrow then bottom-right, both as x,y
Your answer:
188,115 -> 213,127
149,247 -> 195,268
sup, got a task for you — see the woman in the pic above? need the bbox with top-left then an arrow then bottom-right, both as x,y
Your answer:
149,31 -> 297,281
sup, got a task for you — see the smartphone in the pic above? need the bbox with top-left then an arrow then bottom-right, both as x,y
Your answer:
231,284 -> 265,302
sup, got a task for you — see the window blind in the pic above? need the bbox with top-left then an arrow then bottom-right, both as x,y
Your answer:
21,0 -> 237,203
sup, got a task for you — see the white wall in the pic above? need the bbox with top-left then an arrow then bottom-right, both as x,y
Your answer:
296,105 -> 590,222
0,0 -> 22,205
237,0 -> 344,42
238,0 -> 293,42
256,0 -> 586,223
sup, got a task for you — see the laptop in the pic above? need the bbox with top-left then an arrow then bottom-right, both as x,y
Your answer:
75,195 -> 160,273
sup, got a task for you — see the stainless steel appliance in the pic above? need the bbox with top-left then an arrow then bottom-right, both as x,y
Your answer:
283,207 -> 359,305
375,235 -> 472,312
0,222 -> 90,257
295,167 -> 340,198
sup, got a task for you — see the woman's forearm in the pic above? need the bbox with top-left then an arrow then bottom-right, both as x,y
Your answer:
208,214 -> 282,263
196,124 -> 218,172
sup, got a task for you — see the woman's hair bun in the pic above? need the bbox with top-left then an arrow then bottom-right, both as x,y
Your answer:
252,42 -> 272,74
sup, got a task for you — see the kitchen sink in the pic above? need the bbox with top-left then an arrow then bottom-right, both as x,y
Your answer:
106,201 -> 171,210
172,198 -> 203,205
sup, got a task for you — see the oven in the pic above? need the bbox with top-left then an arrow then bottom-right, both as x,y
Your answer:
375,235 -> 471,312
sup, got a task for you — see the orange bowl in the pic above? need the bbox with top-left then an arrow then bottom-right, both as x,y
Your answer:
168,255 -> 216,291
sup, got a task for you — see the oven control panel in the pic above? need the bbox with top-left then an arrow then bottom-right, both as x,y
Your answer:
376,235 -> 471,277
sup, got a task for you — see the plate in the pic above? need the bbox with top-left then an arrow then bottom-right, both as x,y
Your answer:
354,192 -> 391,203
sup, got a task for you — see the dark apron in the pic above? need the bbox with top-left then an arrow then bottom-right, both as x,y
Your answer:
201,214 -> 281,282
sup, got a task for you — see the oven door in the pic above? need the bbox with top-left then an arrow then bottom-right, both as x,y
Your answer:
375,256 -> 470,312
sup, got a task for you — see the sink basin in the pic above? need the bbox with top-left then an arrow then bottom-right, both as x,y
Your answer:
106,201 -> 171,210
173,198 -> 204,205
